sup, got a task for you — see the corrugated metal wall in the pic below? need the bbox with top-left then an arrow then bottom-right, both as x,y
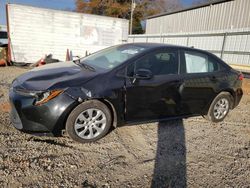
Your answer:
7,4 -> 129,63
146,0 -> 250,34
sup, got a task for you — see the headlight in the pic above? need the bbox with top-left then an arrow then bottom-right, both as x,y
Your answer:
35,90 -> 63,106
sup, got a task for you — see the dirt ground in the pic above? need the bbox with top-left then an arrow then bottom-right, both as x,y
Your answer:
0,67 -> 249,187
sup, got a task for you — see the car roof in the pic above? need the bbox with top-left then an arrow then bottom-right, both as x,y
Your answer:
125,42 -> 201,51
125,42 -> 218,56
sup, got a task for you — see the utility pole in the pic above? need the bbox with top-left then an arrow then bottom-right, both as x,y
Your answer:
130,0 -> 136,35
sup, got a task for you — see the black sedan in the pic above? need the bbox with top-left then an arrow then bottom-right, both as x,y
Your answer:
9,43 -> 243,143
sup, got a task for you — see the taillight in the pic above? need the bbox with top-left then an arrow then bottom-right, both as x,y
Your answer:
238,73 -> 244,81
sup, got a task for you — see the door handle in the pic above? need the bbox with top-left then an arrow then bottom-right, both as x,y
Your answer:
209,76 -> 217,82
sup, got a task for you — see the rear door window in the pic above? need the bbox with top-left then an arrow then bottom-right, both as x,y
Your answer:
183,51 -> 220,73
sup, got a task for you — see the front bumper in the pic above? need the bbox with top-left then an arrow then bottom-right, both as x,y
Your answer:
9,88 -> 77,136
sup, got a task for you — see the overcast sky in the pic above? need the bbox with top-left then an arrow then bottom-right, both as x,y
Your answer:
0,0 -> 194,25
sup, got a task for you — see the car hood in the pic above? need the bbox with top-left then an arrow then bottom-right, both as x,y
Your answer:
13,61 -> 100,91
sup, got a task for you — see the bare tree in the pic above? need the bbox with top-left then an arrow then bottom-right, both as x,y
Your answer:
75,0 -> 183,33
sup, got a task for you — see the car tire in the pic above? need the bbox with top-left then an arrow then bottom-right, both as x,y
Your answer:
66,100 -> 112,143
205,92 -> 233,123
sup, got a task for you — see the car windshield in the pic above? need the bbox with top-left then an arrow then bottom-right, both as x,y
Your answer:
79,44 -> 148,70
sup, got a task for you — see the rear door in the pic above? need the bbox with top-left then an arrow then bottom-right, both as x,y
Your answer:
125,48 -> 183,122
179,50 -> 228,115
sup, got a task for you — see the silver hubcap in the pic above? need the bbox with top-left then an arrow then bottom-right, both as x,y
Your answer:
213,98 -> 229,120
74,108 -> 107,139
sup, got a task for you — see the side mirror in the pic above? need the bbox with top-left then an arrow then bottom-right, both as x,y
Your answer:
135,69 -> 153,80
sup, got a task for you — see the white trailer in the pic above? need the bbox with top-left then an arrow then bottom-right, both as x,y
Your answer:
6,4 -> 129,63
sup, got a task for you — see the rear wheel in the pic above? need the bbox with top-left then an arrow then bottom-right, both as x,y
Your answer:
205,92 -> 233,123
66,100 -> 112,143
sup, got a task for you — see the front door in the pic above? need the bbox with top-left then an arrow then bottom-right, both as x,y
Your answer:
125,48 -> 182,122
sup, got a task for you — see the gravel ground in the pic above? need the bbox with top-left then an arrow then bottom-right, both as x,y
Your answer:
0,66 -> 249,187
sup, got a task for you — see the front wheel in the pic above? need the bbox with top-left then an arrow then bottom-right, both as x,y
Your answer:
66,100 -> 112,143
204,92 -> 233,123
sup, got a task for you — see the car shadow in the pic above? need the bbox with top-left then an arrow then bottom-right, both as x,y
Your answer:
151,119 -> 186,188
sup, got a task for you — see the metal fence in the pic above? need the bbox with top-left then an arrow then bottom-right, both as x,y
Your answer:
128,30 -> 250,70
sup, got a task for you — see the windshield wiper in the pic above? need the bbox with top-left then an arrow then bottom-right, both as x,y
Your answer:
81,62 -> 95,71
73,60 -> 95,72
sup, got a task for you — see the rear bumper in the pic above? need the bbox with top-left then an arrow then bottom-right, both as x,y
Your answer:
9,88 -> 77,136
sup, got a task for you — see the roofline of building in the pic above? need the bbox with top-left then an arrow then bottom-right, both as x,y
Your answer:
146,0 -> 234,20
